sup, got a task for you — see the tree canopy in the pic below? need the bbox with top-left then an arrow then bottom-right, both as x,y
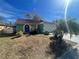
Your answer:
55,19 -> 79,35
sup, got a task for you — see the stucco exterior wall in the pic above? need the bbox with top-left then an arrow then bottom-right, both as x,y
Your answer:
0,26 -> 5,31
16,24 -> 36,33
16,24 -> 24,32
43,23 -> 56,32
3,27 -> 13,33
0,26 -> 14,34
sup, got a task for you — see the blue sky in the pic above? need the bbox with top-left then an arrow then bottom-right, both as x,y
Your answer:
0,0 -> 79,23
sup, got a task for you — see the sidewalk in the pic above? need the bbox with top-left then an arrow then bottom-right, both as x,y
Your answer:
63,34 -> 79,44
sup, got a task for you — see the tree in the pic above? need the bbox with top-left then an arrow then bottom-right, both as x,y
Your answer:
55,19 -> 79,35
68,20 -> 79,35
26,13 -> 41,20
26,13 -> 33,19
55,19 -> 68,33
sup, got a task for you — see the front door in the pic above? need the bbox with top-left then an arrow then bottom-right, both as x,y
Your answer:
24,25 -> 29,34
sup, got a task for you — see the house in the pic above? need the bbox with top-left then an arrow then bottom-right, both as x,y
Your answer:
16,19 -> 43,34
42,22 -> 56,33
0,23 -> 16,34
0,25 -> 5,31
16,19 -> 57,34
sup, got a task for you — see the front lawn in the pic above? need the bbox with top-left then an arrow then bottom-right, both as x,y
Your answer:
0,35 -> 51,59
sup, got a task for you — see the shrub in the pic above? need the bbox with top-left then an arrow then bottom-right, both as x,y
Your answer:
30,31 -> 37,35
16,31 -> 23,37
49,31 -> 70,58
43,31 -> 49,35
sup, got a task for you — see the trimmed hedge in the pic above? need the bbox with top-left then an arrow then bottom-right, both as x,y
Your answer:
43,31 -> 49,35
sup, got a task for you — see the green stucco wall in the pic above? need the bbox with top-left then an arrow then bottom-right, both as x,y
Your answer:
30,24 -> 37,32
38,24 -> 44,33
16,24 -> 24,32
16,24 -> 44,34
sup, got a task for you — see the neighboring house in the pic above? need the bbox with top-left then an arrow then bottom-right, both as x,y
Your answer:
16,19 -> 57,34
0,25 -> 5,31
0,24 -> 16,34
3,27 -> 14,34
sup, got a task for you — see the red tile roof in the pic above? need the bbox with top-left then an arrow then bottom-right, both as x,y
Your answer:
16,19 -> 43,25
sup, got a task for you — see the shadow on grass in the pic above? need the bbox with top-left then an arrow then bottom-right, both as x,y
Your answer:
50,40 -> 70,57
11,36 -> 20,39
58,48 -> 79,59
0,33 -> 15,37
46,38 -> 78,59
45,31 -> 78,59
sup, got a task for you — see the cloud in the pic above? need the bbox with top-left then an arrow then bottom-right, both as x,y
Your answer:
0,0 -> 27,20
52,15 -> 64,20
0,10 -> 14,17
